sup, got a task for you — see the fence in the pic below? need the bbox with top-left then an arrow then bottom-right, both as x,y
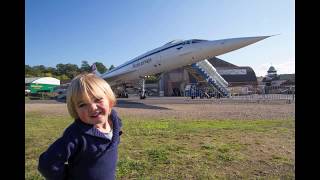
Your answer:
184,84 -> 224,99
184,84 -> 295,103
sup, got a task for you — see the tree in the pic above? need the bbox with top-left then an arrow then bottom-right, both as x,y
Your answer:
65,64 -> 80,79
25,65 -> 33,77
80,60 -> 91,73
109,65 -> 115,71
32,65 -> 46,76
33,65 -> 46,72
45,67 -> 57,76
94,62 -> 108,74
57,74 -> 70,82
44,72 -> 53,77
56,63 -> 66,76
56,63 -> 80,79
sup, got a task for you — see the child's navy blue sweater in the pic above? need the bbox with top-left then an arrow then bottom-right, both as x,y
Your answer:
38,109 -> 122,180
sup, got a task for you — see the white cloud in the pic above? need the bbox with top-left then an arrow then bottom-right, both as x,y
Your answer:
254,60 -> 295,77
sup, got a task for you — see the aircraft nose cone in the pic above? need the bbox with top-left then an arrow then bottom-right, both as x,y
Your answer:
207,35 -> 272,56
222,36 -> 271,47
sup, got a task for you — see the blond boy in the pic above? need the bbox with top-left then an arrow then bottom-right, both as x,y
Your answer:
38,73 -> 122,180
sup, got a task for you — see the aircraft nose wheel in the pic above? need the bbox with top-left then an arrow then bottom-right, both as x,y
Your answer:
139,78 -> 146,99
140,94 -> 146,99
117,92 -> 129,98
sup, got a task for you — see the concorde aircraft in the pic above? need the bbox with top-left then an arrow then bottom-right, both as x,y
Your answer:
92,35 -> 272,99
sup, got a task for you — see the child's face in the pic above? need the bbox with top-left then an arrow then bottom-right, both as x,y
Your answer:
75,95 -> 111,125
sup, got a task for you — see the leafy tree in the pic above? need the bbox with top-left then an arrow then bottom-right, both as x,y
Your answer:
94,62 -> 108,74
31,65 -> 45,76
25,65 -> 34,77
57,74 -> 70,82
33,65 -> 46,72
56,63 -> 66,76
44,72 -> 53,77
45,67 -> 57,76
65,64 -> 80,79
80,60 -> 91,73
109,65 -> 115,70
56,63 -> 80,79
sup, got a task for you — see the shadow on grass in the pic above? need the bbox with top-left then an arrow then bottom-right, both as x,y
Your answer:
55,98 -> 66,103
25,98 -> 170,110
25,99 -> 66,104
115,100 -> 170,110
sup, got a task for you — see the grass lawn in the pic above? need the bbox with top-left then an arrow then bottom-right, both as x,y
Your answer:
26,112 -> 295,179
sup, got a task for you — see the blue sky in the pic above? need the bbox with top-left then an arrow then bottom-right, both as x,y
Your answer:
25,0 -> 295,77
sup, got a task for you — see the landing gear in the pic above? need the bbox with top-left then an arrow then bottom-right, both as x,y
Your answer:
118,92 -> 128,98
117,84 -> 129,98
140,93 -> 146,99
139,78 -> 146,99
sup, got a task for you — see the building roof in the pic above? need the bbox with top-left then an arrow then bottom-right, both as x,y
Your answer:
25,77 -> 60,85
207,57 -> 238,68
262,73 -> 295,83
268,66 -> 276,72
281,79 -> 295,86
25,77 -> 41,84
279,74 -> 295,81
216,66 -> 258,86
207,57 -> 257,86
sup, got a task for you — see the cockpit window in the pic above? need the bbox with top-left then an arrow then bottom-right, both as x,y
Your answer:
182,41 -> 190,45
164,39 -> 183,45
191,39 -> 206,43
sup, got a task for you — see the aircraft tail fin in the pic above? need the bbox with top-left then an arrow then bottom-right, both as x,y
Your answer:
91,63 -> 102,77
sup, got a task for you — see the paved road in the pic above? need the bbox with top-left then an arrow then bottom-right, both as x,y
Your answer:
25,97 -> 211,105
25,99 -> 66,104
25,95 -> 294,105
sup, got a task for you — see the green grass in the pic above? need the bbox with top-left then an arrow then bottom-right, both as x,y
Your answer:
26,113 -> 295,179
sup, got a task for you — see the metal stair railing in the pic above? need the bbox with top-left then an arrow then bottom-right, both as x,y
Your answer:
191,64 -> 228,97
191,60 -> 230,97
196,60 -> 228,87
197,60 -> 229,96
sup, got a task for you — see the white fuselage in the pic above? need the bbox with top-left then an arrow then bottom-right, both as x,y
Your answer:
100,36 -> 270,86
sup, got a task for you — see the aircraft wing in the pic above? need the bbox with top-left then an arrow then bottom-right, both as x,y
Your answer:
102,69 -> 137,86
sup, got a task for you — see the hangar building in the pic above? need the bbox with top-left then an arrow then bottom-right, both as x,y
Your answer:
158,57 -> 258,96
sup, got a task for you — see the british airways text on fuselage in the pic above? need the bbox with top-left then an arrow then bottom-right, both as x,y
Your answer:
132,57 -> 152,68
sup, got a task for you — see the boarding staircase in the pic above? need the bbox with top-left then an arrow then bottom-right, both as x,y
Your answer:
185,59 -> 230,97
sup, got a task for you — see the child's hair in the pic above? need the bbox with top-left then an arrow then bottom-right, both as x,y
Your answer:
66,73 -> 116,119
